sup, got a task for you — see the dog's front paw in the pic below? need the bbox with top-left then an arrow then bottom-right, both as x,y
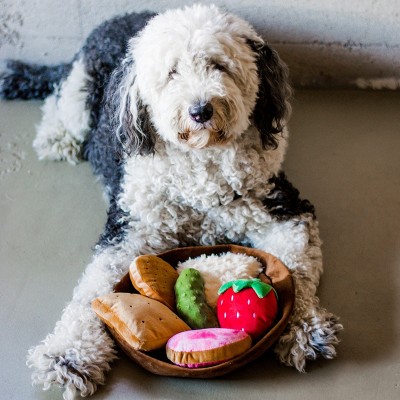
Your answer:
27,320 -> 117,399
274,307 -> 343,372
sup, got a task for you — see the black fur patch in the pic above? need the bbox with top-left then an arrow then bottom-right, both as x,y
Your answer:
263,172 -> 316,219
83,12 -> 156,195
96,198 -> 131,248
0,61 -> 71,100
247,41 -> 292,150
81,12 -> 156,132
83,118 -> 124,197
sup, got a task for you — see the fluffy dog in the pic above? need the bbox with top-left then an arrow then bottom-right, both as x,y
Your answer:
1,4 -> 342,399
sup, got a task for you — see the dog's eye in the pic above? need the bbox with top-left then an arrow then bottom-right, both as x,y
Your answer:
213,63 -> 227,72
168,67 -> 178,80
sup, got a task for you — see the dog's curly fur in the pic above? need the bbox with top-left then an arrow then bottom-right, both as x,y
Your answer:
1,4 -> 342,399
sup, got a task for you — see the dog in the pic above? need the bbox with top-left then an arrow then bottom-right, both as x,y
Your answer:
0,4 -> 342,399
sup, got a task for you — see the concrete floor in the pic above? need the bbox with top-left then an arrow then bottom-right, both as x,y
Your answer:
0,90 -> 399,399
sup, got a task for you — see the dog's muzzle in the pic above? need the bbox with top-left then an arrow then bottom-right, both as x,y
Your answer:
178,98 -> 231,148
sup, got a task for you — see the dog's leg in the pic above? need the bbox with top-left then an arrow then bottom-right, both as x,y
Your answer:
248,216 -> 343,372
33,57 -> 90,164
26,239 -> 147,399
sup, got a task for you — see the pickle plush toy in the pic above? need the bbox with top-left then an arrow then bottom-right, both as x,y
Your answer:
175,268 -> 219,329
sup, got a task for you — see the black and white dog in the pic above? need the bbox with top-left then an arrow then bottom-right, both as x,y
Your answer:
1,4 -> 342,399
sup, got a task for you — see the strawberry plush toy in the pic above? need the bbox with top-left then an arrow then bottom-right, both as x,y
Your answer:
217,279 -> 278,340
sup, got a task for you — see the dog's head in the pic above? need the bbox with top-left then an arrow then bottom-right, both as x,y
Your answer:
114,4 -> 291,155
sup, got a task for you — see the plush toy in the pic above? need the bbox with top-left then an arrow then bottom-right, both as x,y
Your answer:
166,328 -> 252,368
217,279 -> 278,340
177,252 -> 262,308
91,293 -> 190,351
175,268 -> 219,329
129,255 -> 179,310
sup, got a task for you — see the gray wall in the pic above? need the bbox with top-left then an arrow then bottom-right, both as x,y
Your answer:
1,0 -> 399,89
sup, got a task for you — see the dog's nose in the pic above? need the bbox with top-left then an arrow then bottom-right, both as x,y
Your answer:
189,102 -> 213,123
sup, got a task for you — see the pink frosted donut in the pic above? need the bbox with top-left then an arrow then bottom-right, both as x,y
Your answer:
166,328 -> 252,368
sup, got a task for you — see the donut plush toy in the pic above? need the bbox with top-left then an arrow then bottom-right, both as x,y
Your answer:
217,279 -> 278,340
166,328 -> 252,368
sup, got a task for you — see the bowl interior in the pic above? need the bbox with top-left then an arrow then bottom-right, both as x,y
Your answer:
112,244 -> 294,378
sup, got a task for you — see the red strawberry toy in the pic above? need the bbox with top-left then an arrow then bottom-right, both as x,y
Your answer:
217,278 -> 278,340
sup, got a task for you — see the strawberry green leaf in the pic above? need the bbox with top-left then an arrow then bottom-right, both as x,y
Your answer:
232,279 -> 253,292
250,280 -> 273,298
218,281 -> 235,295
218,278 -> 278,299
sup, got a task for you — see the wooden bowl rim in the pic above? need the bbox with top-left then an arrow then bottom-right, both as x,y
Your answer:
112,244 -> 295,378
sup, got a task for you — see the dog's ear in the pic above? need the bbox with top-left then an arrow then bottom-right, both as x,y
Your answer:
108,57 -> 156,157
248,41 -> 292,149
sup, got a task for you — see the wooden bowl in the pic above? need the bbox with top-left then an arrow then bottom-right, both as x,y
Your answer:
112,244 -> 295,378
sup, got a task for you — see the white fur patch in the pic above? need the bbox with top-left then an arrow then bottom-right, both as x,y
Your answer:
33,58 -> 90,164
176,252 -> 263,308
58,59 -> 91,141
